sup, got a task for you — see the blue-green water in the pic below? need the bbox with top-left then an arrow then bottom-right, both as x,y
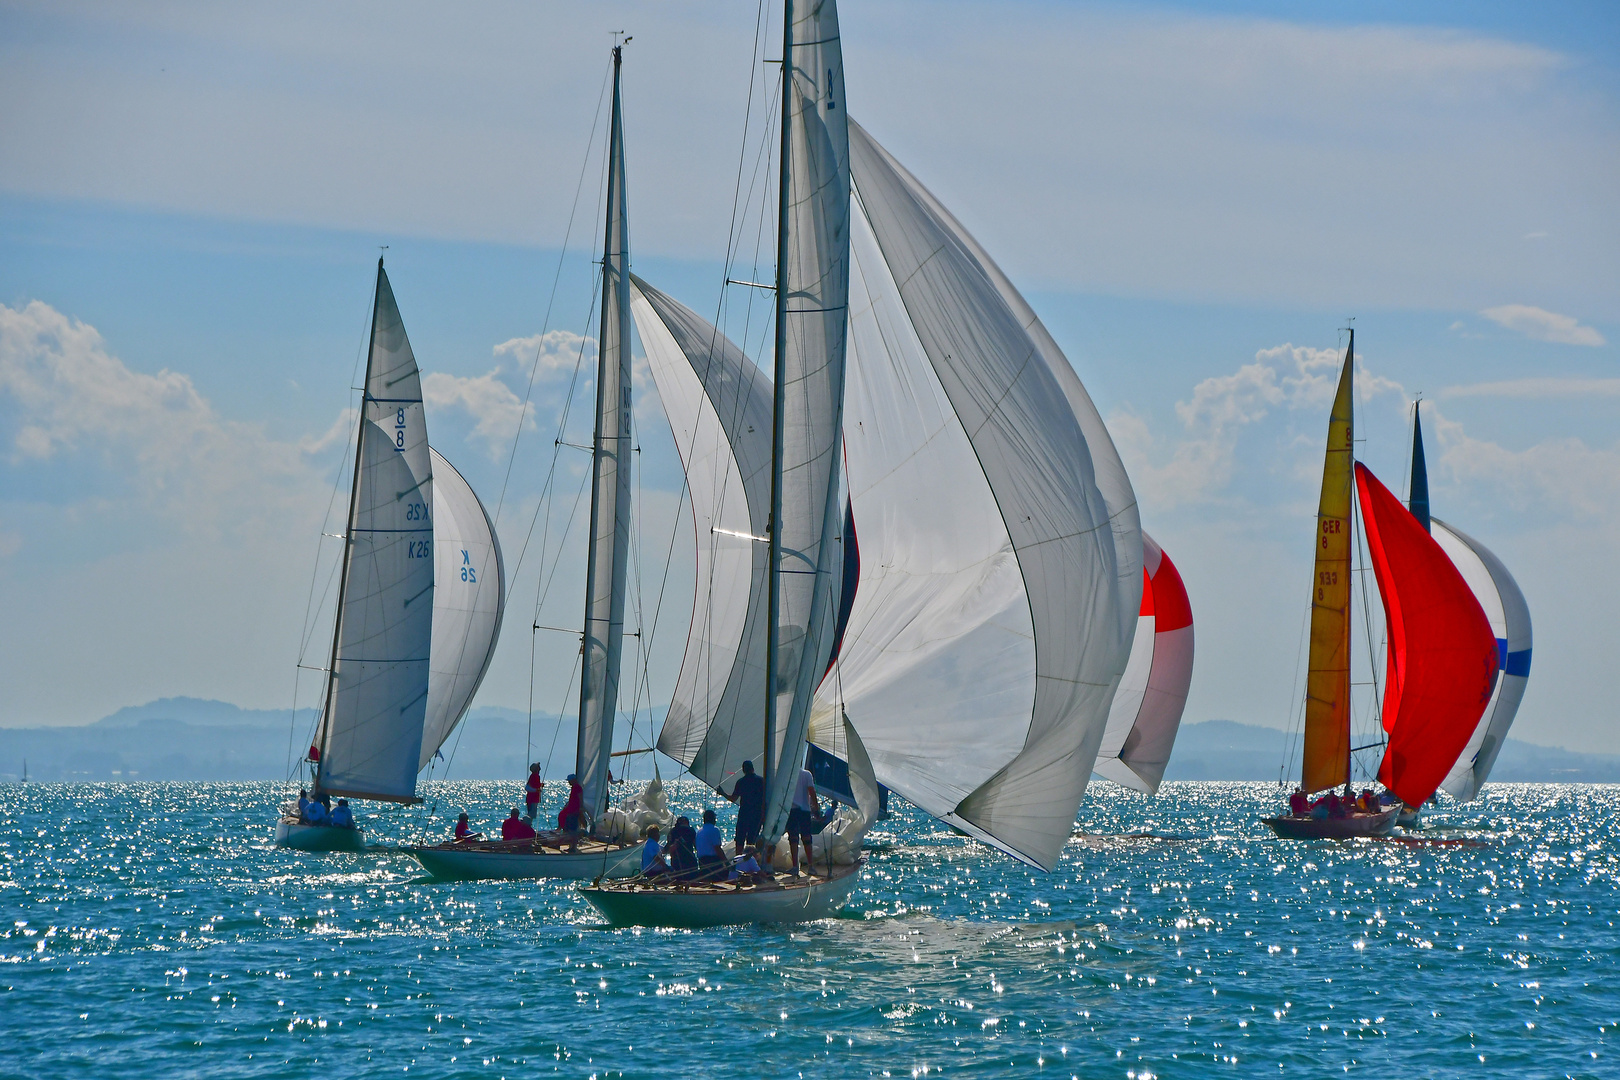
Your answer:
3,780 -> 1617,1078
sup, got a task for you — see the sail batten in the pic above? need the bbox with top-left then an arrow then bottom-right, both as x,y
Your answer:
1300,342 -> 1354,795
314,262 -> 435,803
576,46 -> 635,821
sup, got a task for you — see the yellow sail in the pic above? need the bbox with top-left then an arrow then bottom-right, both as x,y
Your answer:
1301,336 -> 1354,793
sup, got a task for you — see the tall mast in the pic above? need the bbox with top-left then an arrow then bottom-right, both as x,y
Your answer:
575,43 -> 634,821
314,256 -> 385,795
763,0 -> 795,796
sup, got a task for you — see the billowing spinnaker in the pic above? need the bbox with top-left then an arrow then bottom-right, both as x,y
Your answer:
1357,465 -> 1498,807
758,0 -> 851,847
420,447 -> 506,769
630,276 -> 772,793
576,49 -> 634,820
1094,533 -> 1194,794
1433,518 -> 1532,802
841,119 -> 1141,870
1300,347 -> 1354,795
317,263 -> 435,803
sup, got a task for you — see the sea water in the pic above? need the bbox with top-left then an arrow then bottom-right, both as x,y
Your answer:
2,780 -> 1617,1078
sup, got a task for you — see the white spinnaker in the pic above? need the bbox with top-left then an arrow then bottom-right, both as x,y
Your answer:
1093,533 -> 1194,794
420,447 -> 506,769
1433,518 -> 1532,802
576,52 -> 634,821
317,263 -> 435,803
630,276 -> 772,793
759,0 -> 851,847
841,119 -> 1141,870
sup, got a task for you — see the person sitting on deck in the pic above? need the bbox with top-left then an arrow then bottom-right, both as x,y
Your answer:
558,774 -> 585,833
665,815 -> 698,877
1357,789 -> 1377,814
725,759 -> 766,849
728,846 -> 764,885
453,812 -> 479,843
1309,796 -> 1329,821
1327,793 -> 1348,819
696,809 -> 726,879
502,808 -> 537,841
330,799 -> 355,829
524,764 -> 545,822
640,825 -> 668,876
303,797 -> 329,826
1288,790 -> 1308,816
297,788 -> 311,821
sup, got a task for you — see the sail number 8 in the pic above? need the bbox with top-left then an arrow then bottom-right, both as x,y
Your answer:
395,408 -> 408,451
1320,517 -> 1343,549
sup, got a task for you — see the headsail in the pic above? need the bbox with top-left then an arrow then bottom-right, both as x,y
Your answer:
759,0 -> 852,848
1432,518 -> 1532,801
818,118 -> 1141,870
1300,340 -> 1354,795
1094,532 -> 1194,794
630,275 -> 772,791
1356,464 -> 1499,806
576,45 -> 635,821
315,260 -> 435,803
420,446 -> 506,769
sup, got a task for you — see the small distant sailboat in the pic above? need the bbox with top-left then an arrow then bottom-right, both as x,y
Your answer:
278,259 -> 505,852
1265,332 -> 1499,839
1093,533 -> 1195,794
582,0 -> 862,926
411,42 -> 646,881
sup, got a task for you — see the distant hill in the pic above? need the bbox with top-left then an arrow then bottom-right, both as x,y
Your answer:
0,702 -> 1614,786
0,697 -> 673,784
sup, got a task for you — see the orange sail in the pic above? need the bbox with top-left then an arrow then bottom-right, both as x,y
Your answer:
1300,337 -> 1354,794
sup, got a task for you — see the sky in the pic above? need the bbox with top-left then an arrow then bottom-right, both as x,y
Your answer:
2,1 -> 1616,758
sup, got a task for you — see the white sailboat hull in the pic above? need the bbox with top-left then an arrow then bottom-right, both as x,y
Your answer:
410,840 -> 646,881
275,817 -> 366,852
580,861 -> 863,928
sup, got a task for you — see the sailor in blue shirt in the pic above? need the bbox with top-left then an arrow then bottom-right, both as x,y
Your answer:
330,799 -> 355,829
304,798 -> 329,826
695,809 -> 726,879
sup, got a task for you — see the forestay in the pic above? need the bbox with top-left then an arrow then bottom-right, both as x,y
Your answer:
826,119 -> 1141,870
420,447 -> 506,769
1094,532 -> 1194,795
630,276 -> 772,794
1433,518 -> 1532,802
317,262 -> 435,803
758,0 -> 852,847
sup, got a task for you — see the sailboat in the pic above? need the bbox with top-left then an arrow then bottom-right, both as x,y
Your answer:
1093,532 -> 1195,794
581,0 -> 862,927
409,43 -> 647,881
277,259 -> 506,852
1400,402 -> 1533,820
1264,331 -> 1500,839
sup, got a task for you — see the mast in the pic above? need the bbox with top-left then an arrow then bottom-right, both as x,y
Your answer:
762,0 -> 795,802
1300,329 -> 1355,794
575,43 -> 635,822
1408,400 -> 1431,533
314,257 -> 385,796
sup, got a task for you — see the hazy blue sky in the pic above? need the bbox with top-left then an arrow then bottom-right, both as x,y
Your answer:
2,2 -> 1615,757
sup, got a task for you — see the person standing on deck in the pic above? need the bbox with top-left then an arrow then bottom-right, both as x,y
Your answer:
557,773 -> 585,832
524,763 -> 545,822
787,767 -> 821,877
724,760 -> 766,850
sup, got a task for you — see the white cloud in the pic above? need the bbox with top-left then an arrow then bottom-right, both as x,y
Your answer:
423,330 -> 590,460
1442,377 -> 1620,399
1479,304 -> 1606,346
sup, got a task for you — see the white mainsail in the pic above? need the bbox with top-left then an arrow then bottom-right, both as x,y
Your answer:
576,45 -> 635,821
631,276 -> 772,792
758,0 -> 852,847
1093,532 -> 1195,795
316,260 -> 435,803
420,446 -> 506,770
1432,518 -> 1533,802
819,119 -> 1142,870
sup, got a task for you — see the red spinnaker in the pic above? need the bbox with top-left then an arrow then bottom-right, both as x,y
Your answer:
1356,464 -> 1498,806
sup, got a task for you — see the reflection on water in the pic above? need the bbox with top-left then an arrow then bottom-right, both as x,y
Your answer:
2,780 -> 1616,1077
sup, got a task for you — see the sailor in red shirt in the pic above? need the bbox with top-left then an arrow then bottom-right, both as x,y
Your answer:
524,763 -> 545,822
501,808 -> 536,841
558,773 -> 585,832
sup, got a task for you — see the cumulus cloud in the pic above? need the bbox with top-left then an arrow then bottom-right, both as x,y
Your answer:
1479,304 -> 1606,346
1427,408 -> 1620,523
422,330 -> 591,460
